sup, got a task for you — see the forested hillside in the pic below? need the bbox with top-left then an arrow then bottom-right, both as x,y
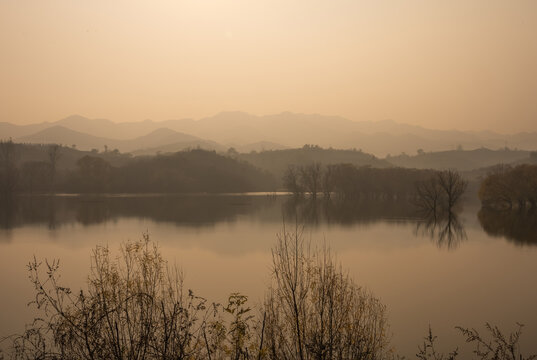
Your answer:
238,145 -> 390,179
106,149 -> 276,193
0,142 -> 276,194
386,148 -> 532,171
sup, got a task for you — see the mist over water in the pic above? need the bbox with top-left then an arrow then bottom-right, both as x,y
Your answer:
1,194 -> 536,357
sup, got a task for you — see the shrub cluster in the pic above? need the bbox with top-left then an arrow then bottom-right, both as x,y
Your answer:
0,232 -> 390,360
283,163 -> 438,200
479,164 -> 537,210
1,232 -> 535,360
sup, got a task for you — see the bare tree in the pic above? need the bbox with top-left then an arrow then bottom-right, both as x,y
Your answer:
415,176 -> 442,218
415,170 -> 467,215
262,225 -> 390,360
321,164 -> 335,199
283,165 -> 304,197
300,163 -> 322,200
437,170 -> 468,211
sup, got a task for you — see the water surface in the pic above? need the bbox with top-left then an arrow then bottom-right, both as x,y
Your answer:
1,194 -> 536,356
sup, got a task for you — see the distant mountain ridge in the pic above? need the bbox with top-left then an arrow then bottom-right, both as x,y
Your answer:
17,125 -> 222,153
18,125 -> 118,150
2,112 -> 537,156
387,148 -> 533,171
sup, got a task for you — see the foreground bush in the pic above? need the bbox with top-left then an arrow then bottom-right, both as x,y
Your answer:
1,231 -> 534,359
0,231 -> 390,360
263,226 -> 390,359
6,234 -> 215,359
417,324 -> 536,360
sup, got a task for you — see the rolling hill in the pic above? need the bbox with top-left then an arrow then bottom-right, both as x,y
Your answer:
238,145 -> 390,179
386,148 -> 532,171
18,126 -> 116,151
4,112 -> 537,157
15,125 -> 225,154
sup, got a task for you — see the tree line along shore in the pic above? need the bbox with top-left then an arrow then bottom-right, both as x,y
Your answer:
1,141 -> 537,214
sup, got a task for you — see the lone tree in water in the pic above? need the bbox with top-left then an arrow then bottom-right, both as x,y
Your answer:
415,170 -> 467,216
437,170 -> 468,211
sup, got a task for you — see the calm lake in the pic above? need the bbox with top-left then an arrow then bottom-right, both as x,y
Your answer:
1,194 -> 536,356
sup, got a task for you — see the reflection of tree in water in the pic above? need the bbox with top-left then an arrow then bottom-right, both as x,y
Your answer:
282,197 -> 419,226
283,197 -> 467,249
0,195 -> 16,232
75,198 -> 113,226
73,195 -> 277,227
415,211 -> 466,250
2,195 -> 471,252
0,194 -> 280,230
1,195 -> 62,231
478,208 -> 537,246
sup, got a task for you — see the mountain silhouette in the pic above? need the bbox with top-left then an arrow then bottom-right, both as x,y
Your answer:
4,111 -> 537,156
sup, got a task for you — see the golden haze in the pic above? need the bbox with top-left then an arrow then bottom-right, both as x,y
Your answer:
1,0 -> 536,132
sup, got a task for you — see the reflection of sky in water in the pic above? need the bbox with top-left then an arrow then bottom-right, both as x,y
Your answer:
1,195 -> 537,357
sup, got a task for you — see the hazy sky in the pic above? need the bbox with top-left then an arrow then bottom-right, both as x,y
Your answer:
1,0 -> 536,132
